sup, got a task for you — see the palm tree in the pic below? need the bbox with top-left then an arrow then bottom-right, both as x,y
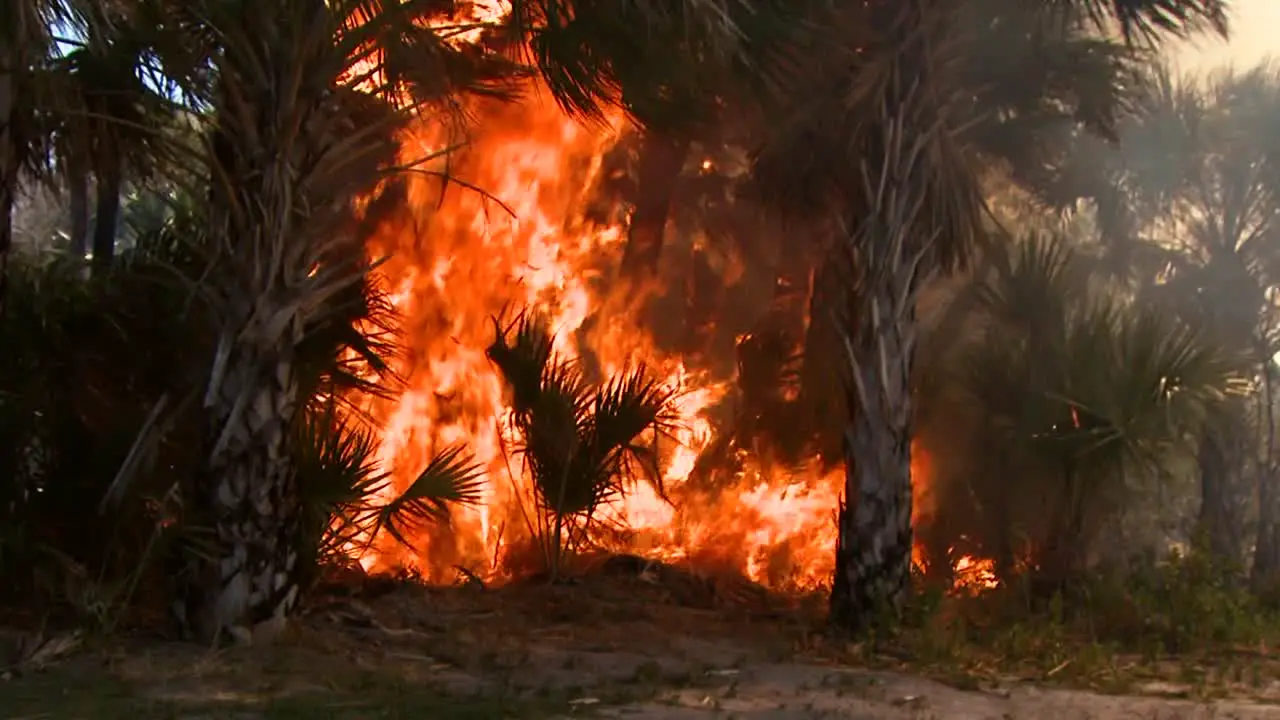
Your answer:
173,0 -> 768,642
50,29 -> 174,269
486,311 -> 676,577
937,235 -> 1236,589
174,0 -> 493,642
745,0 -> 1227,631
0,0 -> 62,312
1143,65 -> 1280,589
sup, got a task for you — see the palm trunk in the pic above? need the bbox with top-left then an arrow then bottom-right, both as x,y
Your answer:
0,48 -> 18,318
827,0 -> 949,629
829,265 -> 918,631
182,0 -> 400,642
68,173 -> 89,258
1196,424 -> 1243,565
619,133 -> 690,280
1253,361 -> 1280,595
190,340 -> 303,642
1253,466 -> 1280,595
91,166 -> 121,273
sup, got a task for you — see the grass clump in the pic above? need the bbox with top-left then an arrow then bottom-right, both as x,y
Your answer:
850,546 -> 1280,696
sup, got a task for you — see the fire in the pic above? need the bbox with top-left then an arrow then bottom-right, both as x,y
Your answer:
355,82 -> 997,594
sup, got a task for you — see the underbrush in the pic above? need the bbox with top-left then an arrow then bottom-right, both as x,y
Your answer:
866,548 -> 1280,694
0,234 -> 421,635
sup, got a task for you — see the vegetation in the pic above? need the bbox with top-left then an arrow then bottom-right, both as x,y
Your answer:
9,0 -> 1280,713
487,311 -> 677,577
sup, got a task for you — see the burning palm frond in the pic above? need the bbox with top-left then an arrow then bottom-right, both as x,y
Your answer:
374,443 -> 486,548
296,396 -> 486,571
486,309 -> 676,574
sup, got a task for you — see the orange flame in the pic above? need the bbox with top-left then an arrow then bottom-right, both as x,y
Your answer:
354,85 -> 995,593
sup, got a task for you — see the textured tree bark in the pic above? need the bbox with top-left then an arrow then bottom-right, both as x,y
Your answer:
824,0 -> 961,631
829,269 -> 918,632
181,0 -> 401,642
1253,463 -> 1280,595
1196,423 -> 1245,565
68,173 -> 90,258
1253,363 -> 1280,596
190,340 -> 303,643
0,49 -> 17,318
618,133 -> 690,280
91,165 -> 121,273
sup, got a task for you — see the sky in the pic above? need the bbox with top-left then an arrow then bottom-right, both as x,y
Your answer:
1174,0 -> 1278,72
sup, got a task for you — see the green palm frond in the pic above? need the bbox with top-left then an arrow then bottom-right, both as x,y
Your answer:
505,0 -> 770,124
963,237 -> 1237,483
374,444 -> 485,548
976,232 -> 1082,337
582,365 -> 677,497
1046,0 -> 1228,45
591,366 -> 677,451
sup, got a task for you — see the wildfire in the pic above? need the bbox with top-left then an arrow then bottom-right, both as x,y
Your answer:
355,80 -> 997,594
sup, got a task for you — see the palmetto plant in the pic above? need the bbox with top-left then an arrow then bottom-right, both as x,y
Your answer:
293,397 -> 484,583
937,234 -> 1239,590
487,311 -> 676,577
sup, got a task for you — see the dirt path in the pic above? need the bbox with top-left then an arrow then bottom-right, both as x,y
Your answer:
6,577 -> 1280,718
587,661 -> 1280,718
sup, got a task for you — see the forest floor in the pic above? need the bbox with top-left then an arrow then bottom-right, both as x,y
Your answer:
6,558 -> 1280,719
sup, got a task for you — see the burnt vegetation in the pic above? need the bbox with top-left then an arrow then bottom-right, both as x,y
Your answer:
3,0 -> 1280,702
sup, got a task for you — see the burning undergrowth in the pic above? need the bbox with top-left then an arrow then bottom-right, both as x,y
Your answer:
352,86 -> 993,595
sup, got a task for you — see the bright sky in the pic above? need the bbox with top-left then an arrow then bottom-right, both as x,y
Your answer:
1174,0 -> 1278,72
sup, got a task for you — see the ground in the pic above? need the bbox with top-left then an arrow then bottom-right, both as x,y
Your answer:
5,560 -> 1280,718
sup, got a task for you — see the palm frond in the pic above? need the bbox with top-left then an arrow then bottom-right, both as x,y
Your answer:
976,232 -> 1082,336
295,400 -> 389,563
374,444 -> 485,548
505,0 -> 766,123
582,365 -> 677,497
488,308 -> 676,524
1044,0 -> 1228,45
486,310 -> 557,417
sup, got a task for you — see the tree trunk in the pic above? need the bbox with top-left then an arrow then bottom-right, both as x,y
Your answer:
1253,361 -> 1280,596
829,269 -> 918,632
825,0 -> 955,630
619,132 -> 690,280
189,340 -> 303,643
68,172 -> 90,258
91,166 -> 121,273
799,259 -> 846,463
1196,423 -> 1244,565
1253,465 -> 1280,597
0,48 -> 17,318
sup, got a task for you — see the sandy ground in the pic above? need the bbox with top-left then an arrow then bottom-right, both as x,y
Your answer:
589,662 -> 1280,718
7,570 -> 1280,718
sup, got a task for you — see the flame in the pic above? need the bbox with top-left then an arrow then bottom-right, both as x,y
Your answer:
354,82 -> 996,593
